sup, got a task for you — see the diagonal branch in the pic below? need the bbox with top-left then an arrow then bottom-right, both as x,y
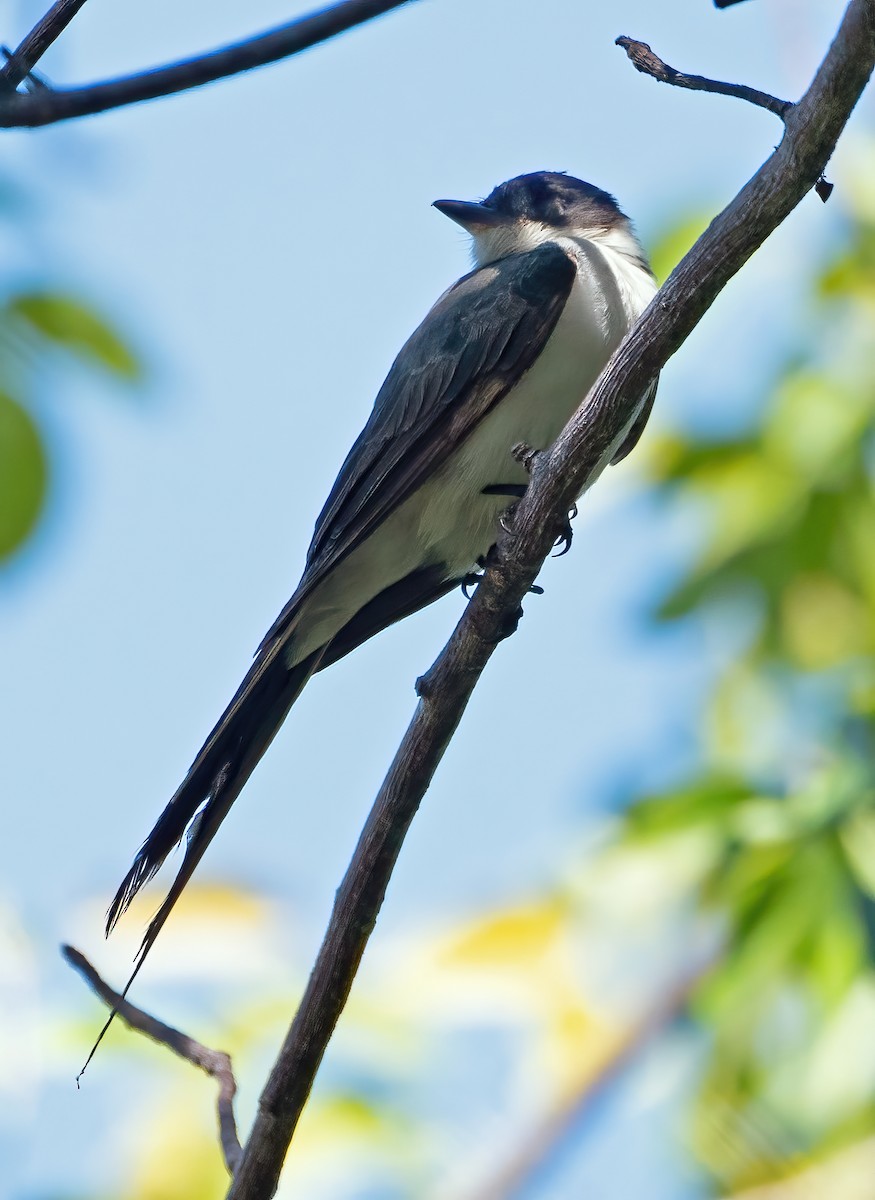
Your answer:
0,0 -> 89,92
226,3 -> 875,1197
0,0 -> 418,128
62,944 -> 243,1175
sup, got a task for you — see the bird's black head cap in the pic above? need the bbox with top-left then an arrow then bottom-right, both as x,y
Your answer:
481,172 -> 626,231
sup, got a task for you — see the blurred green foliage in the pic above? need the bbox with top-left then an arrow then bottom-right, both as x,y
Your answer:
0,226 -> 141,561
622,164 -> 875,1191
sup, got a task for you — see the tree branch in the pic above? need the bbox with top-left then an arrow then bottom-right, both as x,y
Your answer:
0,0 -> 418,128
0,0 -> 88,92
615,35 -> 792,119
62,944 -> 243,1175
615,36 -> 834,201
226,3 -> 875,1197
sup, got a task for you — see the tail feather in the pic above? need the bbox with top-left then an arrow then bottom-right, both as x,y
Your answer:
106,641 -> 324,938
81,563 -> 460,1078
79,642 -> 327,1079
107,563 -> 455,941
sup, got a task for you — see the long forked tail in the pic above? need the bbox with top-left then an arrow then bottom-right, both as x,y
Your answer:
79,640 -> 326,1077
109,639 -> 326,944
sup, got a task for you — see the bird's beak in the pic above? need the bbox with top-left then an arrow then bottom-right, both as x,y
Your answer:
432,199 -> 505,231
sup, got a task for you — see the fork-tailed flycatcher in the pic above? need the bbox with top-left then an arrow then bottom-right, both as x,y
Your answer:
107,170 -> 658,976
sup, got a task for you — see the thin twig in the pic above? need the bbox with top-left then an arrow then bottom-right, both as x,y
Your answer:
0,0 -> 88,92
62,944 -> 242,1176
613,36 -> 841,215
226,3 -> 875,1197
615,35 -> 793,120
0,0 -> 418,127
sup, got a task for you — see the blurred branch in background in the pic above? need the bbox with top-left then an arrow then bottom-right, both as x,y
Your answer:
0,0 -> 420,128
451,956 -> 718,1200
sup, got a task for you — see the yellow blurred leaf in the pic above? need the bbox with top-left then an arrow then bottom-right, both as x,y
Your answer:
438,899 -> 567,969
128,1090 -> 229,1200
780,573 -> 870,668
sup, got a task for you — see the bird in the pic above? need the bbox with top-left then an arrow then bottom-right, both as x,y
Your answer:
108,170 -> 658,975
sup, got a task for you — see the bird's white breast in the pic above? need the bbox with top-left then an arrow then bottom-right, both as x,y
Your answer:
415,237 -> 656,574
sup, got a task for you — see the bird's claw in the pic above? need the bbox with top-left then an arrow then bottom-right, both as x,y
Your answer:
499,504 -> 518,535
461,571 -> 483,599
461,564 -> 544,599
552,503 -> 578,557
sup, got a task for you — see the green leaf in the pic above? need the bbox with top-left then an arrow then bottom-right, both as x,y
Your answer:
0,390 -> 47,559
804,891 -> 866,1007
648,212 -> 713,284
624,775 -> 753,841
8,291 -> 141,380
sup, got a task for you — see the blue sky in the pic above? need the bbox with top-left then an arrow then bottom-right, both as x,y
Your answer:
1,0 -> 870,1195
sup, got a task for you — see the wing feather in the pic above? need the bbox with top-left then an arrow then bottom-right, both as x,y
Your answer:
260,243 -> 576,652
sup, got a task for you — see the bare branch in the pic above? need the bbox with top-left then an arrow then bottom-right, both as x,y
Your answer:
0,0 -> 418,128
615,35 -> 792,119
0,0 -> 88,92
62,944 -> 242,1176
225,3 -> 875,1197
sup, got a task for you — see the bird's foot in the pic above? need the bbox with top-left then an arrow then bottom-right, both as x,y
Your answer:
460,548 -> 543,599
460,571 -> 482,599
493,444 -> 545,534
482,483 -> 527,537
553,502 -> 578,557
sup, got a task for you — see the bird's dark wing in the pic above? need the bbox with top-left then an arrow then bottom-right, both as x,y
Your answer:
610,376 -> 658,465
259,242 -> 576,650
